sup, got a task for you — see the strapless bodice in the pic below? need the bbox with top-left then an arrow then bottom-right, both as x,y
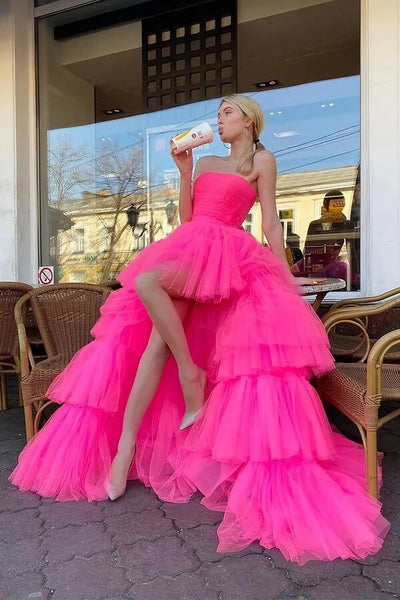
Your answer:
192,172 -> 257,227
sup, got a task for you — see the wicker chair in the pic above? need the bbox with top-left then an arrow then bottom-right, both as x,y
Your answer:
315,293 -> 400,499
15,283 -> 110,441
0,282 -> 33,410
325,286 -> 400,361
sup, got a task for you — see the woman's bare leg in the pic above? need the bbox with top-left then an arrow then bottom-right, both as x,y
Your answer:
108,299 -> 191,499
135,271 -> 206,419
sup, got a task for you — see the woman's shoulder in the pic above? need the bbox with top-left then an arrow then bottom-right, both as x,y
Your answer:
253,149 -> 276,166
194,155 -> 222,177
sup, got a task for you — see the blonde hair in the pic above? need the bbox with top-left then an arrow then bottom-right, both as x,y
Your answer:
220,94 -> 266,174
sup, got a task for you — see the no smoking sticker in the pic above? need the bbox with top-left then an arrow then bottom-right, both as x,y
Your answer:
38,266 -> 54,286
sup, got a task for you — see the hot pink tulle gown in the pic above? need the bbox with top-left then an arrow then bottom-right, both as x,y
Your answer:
10,172 -> 389,564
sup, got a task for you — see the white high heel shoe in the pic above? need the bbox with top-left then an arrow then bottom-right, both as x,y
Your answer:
179,370 -> 207,430
107,446 -> 136,501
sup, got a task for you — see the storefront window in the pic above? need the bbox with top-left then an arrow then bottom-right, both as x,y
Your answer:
36,0 -> 360,289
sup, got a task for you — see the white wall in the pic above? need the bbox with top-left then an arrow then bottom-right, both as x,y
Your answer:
0,0 -> 37,283
361,0 -> 400,294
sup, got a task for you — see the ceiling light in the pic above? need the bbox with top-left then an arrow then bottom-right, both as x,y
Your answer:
103,108 -> 125,115
254,80 -> 280,89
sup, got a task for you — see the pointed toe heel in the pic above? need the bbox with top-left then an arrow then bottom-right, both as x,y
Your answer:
179,369 -> 207,430
107,482 -> 127,502
179,407 -> 202,431
107,445 -> 136,501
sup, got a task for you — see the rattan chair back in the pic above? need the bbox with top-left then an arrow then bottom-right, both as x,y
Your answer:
0,282 -> 33,357
0,282 -> 33,410
27,283 -> 110,362
15,283 -> 111,439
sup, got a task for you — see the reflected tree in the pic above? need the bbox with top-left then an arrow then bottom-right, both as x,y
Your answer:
48,135 -> 92,206
48,135 -> 92,278
93,139 -> 146,282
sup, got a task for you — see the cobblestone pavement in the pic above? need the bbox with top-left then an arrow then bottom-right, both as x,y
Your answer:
1,382 -> 400,600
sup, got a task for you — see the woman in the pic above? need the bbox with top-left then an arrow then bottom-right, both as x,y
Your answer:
10,95 -> 389,564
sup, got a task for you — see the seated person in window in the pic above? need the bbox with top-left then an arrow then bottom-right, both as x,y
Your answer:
291,190 -> 354,280
285,232 -> 304,265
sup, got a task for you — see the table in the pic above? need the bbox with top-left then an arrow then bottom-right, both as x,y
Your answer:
299,278 -> 346,313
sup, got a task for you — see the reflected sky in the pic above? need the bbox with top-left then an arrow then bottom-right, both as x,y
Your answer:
47,75 -> 360,199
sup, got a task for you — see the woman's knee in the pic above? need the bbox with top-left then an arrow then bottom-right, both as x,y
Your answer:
135,271 -> 159,297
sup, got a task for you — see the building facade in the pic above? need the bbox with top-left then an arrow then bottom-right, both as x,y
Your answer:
0,0 -> 399,298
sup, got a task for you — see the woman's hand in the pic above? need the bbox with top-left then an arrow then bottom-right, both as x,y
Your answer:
170,144 -> 193,178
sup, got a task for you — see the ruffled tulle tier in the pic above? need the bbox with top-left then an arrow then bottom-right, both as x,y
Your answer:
9,405 -> 121,501
145,376 -> 389,564
117,219 -> 334,378
213,453 -> 389,564
118,217 -> 295,303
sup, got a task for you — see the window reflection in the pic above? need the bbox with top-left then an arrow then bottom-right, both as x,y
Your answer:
45,77 -> 360,288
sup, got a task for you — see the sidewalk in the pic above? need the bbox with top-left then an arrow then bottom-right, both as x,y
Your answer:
1,381 -> 400,600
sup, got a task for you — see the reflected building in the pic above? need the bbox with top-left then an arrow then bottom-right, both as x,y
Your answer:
55,164 -> 359,288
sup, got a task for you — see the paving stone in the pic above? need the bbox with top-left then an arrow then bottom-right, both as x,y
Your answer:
0,573 -> 49,600
0,538 -> 46,578
380,490 -> 400,535
356,534 -> 400,566
0,469 -> 14,490
42,521 -> 114,564
0,451 -> 19,470
105,508 -> 173,545
364,559 -> 400,594
100,479 -> 161,517
0,487 -> 41,512
40,498 -> 103,529
378,432 -> 400,454
382,454 -> 400,489
161,496 -> 222,529
117,536 -> 200,584
199,554 -> 296,600
385,476 -> 400,495
269,549 -> 361,585
43,553 -> 129,600
179,523 -> 262,563
0,435 -> 25,454
298,574 -> 398,600
126,573 -> 218,600
178,523 -> 221,562
0,508 -> 42,543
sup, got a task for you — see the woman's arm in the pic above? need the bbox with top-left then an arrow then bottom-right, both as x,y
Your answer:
255,152 -> 293,277
256,153 -> 319,286
170,147 -> 194,223
170,146 -> 210,223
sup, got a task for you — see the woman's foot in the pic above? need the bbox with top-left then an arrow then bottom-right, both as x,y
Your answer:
179,368 -> 207,430
108,443 -> 136,501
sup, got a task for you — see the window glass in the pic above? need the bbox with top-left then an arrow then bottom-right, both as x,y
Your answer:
37,0 -> 360,290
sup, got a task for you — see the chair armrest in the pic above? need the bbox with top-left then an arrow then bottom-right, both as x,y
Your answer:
322,294 -> 400,332
365,329 -> 400,399
326,286 -> 400,315
368,328 -> 400,368
14,293 -> 35,380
